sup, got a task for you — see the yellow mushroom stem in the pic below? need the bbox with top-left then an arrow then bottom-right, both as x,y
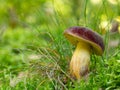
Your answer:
70,41 -> 91,79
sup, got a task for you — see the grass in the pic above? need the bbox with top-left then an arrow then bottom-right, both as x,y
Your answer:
0,26 -> 119,90
0,0 -> 120,90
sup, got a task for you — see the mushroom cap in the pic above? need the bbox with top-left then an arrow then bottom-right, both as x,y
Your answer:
64,26 -> 104,55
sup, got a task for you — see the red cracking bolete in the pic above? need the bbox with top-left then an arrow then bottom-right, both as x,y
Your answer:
64,26 -> 104,79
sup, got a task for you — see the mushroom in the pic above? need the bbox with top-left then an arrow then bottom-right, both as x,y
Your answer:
64,26 -> 104,79
110,20 -> 119,33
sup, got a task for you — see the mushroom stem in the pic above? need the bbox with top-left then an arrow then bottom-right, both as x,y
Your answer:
70,42 -> 91,79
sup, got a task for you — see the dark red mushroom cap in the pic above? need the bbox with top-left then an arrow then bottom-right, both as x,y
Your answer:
64,26 -> 104,55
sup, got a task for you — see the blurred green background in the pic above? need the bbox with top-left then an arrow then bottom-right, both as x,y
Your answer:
0,0 -> 120,89
0,0 -> 120,28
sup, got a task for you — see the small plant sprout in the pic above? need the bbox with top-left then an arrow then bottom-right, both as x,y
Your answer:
64,26 -> 104,80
